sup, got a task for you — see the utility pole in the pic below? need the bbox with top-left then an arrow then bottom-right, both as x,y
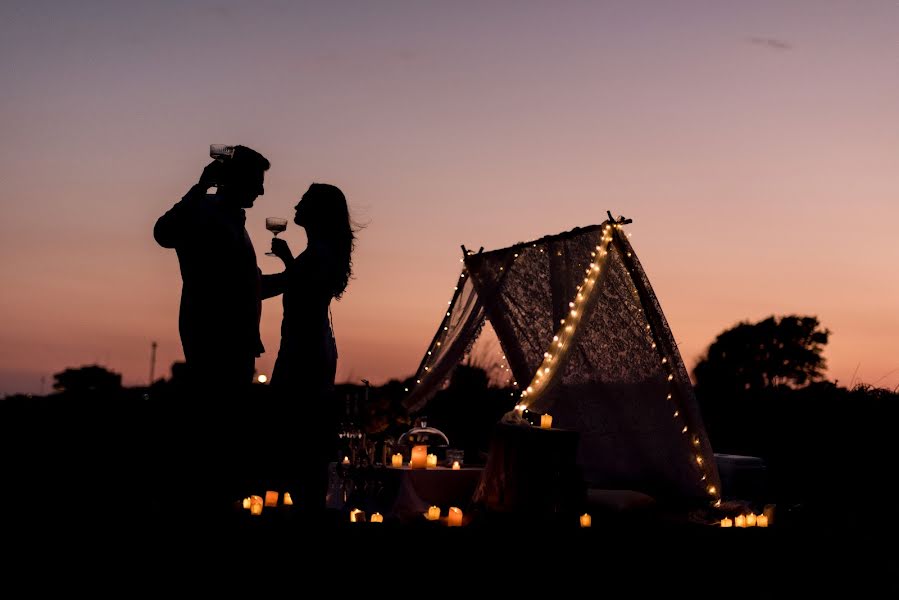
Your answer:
149,341 -> 158,386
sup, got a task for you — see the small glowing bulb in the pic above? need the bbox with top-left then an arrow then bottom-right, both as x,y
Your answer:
667,374 -> 674,381
256,374 -> 268,384
707,486 -> 717,495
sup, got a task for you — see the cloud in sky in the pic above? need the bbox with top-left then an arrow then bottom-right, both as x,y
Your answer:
747,36 -> 794,51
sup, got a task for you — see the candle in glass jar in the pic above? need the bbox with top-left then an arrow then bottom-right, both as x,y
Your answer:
426,453 -> 438,468
249,495 -> 263,516
426,505 -> 441,521
734,514 -> 746,528
580,513 -> 592,528
242,497 -> 251,510
371,512 -> 384,523
264,490 -> 279,507
282,492 -> 293,506
541,414 -> 553,429
350,508 -> 365,523
411,445 -> 428,469
342,456 -> 350,466
745,513 -> 757,527
448,507 -> 463,527
720,517 -> 733,527
756,514 -> 769,527
391,453 -> 403,467
452,461 -> 461,470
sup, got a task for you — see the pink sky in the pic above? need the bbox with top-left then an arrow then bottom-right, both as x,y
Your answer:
1,1 -> 897,395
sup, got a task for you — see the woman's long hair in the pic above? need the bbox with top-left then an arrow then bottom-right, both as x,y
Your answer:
302,183 -> 356,300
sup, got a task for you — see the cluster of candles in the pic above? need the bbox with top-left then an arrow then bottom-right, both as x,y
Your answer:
720,513 -> 769,528
424,505 -> 464,526
349,509 -> 384,523
241,490 -> 293,516
389,446 -> 461,470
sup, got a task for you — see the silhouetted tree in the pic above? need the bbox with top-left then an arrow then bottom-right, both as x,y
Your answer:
693,315 -> 829,398
52,364 -> 122,394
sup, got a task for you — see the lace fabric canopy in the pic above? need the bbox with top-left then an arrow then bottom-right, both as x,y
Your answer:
403,219 -> 721,505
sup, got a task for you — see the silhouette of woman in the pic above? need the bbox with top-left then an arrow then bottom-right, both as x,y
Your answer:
262,183 -> 356,518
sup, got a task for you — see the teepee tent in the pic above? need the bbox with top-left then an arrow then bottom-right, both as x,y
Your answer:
403,215 -> 721,506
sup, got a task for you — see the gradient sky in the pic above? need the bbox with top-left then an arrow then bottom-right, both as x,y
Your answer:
1,1 -> 897,396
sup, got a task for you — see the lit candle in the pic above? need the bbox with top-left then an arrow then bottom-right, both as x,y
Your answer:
342,456 -> 350,466
540,414 -> 553,429
371,512 -> 384,523
745,513 -> 757,527
249,495 -> 263,516
350,508 -> 365,523
264,490 -> 279,507
411,445 -> 428,469
756,514 -> 769,528
242,497 -> 251,510
720,517 -> 733,528
448,507 -> 463,527
580,513 -> 592,528
734,514 -> 746,528
426,453 -> 438,468
452,461 -> 461,470
426,506 -> 441,521
391,453 -> 403,468
283,492 -> 293,506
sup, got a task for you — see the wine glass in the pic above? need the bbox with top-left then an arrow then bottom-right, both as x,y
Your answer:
265,217 -> 288,257
209,144 -> 235,162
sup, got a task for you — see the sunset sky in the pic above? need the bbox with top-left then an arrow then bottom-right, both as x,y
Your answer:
1,1 -> 897,396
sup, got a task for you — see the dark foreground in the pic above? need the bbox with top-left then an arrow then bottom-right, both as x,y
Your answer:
6,503 -> 895,596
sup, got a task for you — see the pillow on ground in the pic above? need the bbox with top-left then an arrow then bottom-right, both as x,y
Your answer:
586,489 -> 656,512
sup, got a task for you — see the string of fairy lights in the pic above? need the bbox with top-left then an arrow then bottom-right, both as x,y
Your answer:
404,266 -> 471,394
512,220 -> 720,507
405,218 -> 720,507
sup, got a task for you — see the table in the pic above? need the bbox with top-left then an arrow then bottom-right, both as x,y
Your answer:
326,463 -> 484,523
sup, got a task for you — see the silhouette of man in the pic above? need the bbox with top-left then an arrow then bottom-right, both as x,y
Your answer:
153,145 -> 270,523
154,146 -> 270,396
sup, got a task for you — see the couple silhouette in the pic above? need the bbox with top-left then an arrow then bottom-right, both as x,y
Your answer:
154,145 -> 355,524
